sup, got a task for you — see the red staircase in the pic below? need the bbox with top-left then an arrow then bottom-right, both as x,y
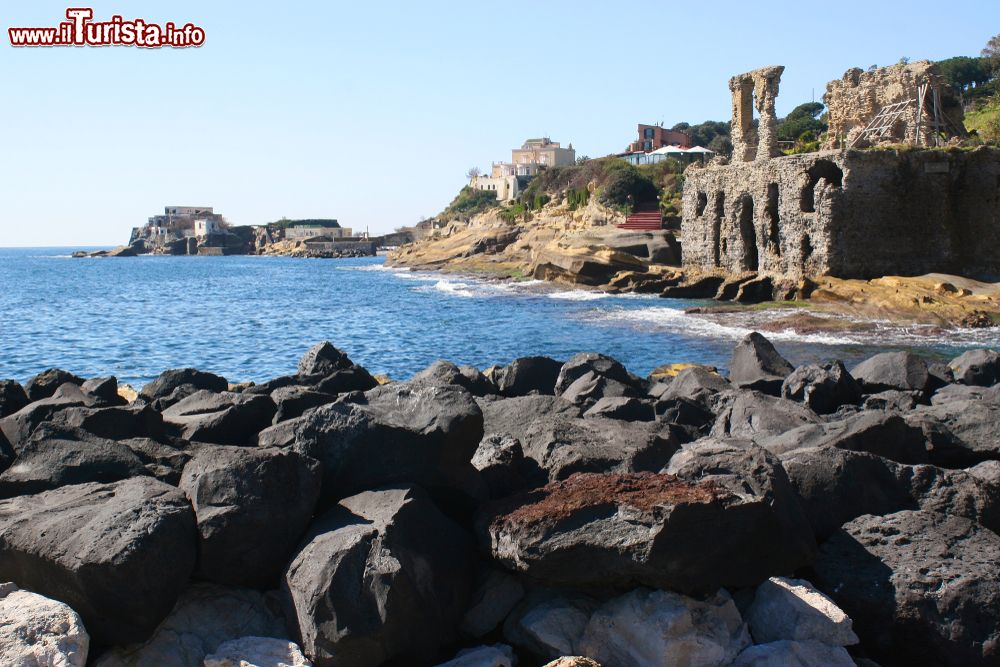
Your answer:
617,207 -> 664,230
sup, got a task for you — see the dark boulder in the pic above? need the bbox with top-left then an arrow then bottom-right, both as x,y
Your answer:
80,376 -> 126,406
949,348 -> 1000,387
520,416 -> 681,481
559,371 -> 642,409
583,396 -> 656,421
478,395 -> 581,444
780,446 -> 911,541
762,411 -> 929,465
553,353 -> 643,396
0,380 -> 29,418
0,430 -> 12,475
270,385 -> 337,424
312,366 -> 378,395
284,383 -> 484,503
51,404 -> 165,442
24,368 -> 84,401
654,396 -> 716,440
0,383 -> 93,451
781,361 -> 862,415
471,434 -> 542,499
149,383 -> 204,411
122,437 -> 191,485
411,360 -> 493,396
0,477 -> 197,645
729,332 -> 794,395
850,351 -> 930,394
482,465 -> 815,594
906,397 -> 1000,467
0,425 -> 149,497
179,445 -> 322,588
813,510 -> 1000,667
491,356 -> 563,397
711,391 -> 820,441
297,341 -> 354,376
661,366 -> 731,407
140,368 -> 228,401
281,485 -> 475,667
162,390 -> 277,445
862,390 -> 921,412
896,464 -> 1000,535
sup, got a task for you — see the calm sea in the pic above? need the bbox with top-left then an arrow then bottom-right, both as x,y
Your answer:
2,248 -> 999,386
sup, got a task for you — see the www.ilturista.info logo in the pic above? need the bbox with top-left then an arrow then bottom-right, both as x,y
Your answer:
8,8 -> 205,48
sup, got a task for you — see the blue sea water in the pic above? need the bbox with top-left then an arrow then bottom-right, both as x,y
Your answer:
3,248 -> 1000,386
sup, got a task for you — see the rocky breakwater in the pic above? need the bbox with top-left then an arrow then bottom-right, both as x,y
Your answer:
387,197 -> 682,288
0,339 -> 999,666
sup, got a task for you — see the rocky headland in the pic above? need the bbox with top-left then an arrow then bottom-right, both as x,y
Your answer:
386,195 -> 1000,333
1,338 -> 999,666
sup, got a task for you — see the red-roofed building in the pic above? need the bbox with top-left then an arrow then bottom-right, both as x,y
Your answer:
626,124 -> 692,153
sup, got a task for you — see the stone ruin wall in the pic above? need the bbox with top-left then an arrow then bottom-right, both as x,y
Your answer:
681,147 -> 1000,280
680,63 -> 997,282
824,61 -> 965,149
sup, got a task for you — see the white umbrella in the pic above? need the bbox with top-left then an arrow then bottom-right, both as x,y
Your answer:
684,146 -> 715,154
650,145 -> 688,155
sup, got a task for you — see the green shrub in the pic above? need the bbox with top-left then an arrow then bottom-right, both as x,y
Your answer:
438,186 -> 499,219
597,165 -> 658,210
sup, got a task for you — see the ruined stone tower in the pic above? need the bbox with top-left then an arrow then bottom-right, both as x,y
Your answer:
680,66 -> 1000,281
729,66 -> 785,163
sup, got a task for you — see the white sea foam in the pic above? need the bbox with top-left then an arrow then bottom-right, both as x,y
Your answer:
546,290 -> 610,301
592,305 -> 1000,349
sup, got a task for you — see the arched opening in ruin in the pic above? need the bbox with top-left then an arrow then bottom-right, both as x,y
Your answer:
737,194 -> 758,271
712,192 -> 725,267
800,160 -> 844,213
801,234 -> 813,265
766,183 -> 780,256
696,192 -> 708,216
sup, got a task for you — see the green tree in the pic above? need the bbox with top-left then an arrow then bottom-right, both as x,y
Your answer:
937,56 -> 992,93
598,166 -> 658,210
777,102 -> 827,142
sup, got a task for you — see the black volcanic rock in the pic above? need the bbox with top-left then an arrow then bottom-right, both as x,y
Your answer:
814,509 -> 1000,667
180,445 -> 322,588
781,360 -> 862,414
491,356 -> 563,397
24,368 -> 84,401
0,380 -> 29,419
162,390 -> 276,445
554,352 -> 644,396
482,465 -> 814,594
780,445 -> 912,541
0,383 -> 93,451
282,485 -> 474,667
140,368 -> 229,401
0,477 -> 197,646
270,385 -> 337,424
728,332 -> 794,395
949,348 -> 1000,387
297,341 -> 354,376
851,351 -> 930,394
0,425 -> 149,497
283,382 -> 484,503
519,415 -> 681,481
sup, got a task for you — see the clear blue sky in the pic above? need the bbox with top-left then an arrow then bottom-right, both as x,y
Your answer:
2,0 -> 997,246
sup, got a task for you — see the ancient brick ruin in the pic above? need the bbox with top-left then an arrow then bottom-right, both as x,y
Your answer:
824,61 -> 965,149
681,66 -> 999,281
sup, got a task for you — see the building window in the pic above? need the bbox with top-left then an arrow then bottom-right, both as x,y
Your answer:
643,128 -> 654,139
643,141 -> 652,151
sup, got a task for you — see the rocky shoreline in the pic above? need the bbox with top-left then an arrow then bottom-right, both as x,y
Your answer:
1,339 -> 998,666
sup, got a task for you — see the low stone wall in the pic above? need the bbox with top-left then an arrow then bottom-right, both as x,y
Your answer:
681,147 -> 1000,280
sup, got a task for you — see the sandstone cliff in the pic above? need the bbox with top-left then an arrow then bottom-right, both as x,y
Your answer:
386,197 -> 681,287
